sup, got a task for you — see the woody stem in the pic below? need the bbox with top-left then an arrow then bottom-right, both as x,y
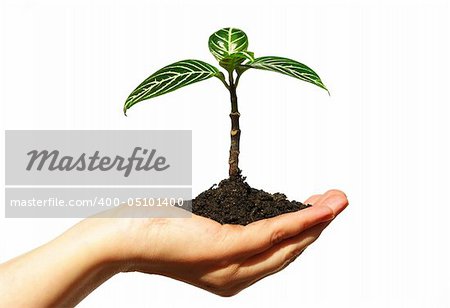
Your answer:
228,71 -> 241,177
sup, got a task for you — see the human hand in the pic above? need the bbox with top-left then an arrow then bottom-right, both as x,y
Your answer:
0,189 -> 347,307
106,189 -> 348,297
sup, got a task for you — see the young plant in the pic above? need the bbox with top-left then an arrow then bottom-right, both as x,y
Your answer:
124,27 -> 328,177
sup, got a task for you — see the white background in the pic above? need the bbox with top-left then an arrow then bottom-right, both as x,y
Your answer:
1,0 -> 449,307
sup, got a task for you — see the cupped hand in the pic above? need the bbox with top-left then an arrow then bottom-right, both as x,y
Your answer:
103,189 -> 348,297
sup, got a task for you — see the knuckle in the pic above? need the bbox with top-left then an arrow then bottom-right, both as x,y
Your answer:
204,278 -> 228,294
213,283 -> 242,298
216,279 -> 249,297
206,264 -> 242,296
211,277 -> 229,289
210,272 -> 231,288
214,286 -> 241,297
270,228 -> 286,246
206,278 -> 233,296
215,290 -> 238,297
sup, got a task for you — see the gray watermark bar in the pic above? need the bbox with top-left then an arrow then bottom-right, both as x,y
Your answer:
5,130 -> 192,185
5,187 -> 192,218
4,130 -> 192,218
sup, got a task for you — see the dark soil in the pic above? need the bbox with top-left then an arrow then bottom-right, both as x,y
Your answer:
192,175 -> 310,225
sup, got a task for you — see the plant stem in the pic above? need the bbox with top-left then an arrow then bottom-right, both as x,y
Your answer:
228,71 -> 241,177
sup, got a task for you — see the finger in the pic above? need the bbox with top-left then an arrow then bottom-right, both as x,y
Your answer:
234,221 -> 329,283
220,190 -> 348,289
225,205 -> 334,258
232,191 -> 348,282
316,189 -> 348,216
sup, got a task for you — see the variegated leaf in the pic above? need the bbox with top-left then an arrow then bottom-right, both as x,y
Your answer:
242,56 -> 329,93
124,60 -> 223,115
219,51 -> 254,72
208,27 -> 249,62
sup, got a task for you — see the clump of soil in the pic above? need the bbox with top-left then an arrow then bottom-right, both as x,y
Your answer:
192,175 -> 310,225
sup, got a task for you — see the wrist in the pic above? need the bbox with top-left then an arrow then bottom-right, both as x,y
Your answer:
61,217 -> 127,275
71,215 -> 161,274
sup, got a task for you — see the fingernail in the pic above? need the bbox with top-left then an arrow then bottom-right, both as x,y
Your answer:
323,194 -> 348,214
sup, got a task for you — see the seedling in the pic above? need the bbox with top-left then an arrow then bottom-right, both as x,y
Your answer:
124,27 -> 328,178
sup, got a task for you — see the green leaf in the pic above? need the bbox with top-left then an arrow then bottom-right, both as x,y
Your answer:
219,51 -> 254,72
242,56 -> 329,94
124,60 -> 222,115
208,27 -> 249,62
